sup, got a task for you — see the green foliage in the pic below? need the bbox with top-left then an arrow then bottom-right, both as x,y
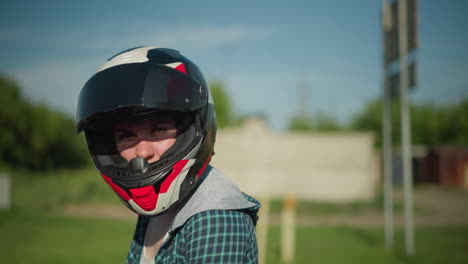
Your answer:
288,116 -> 313,131
312,112 -> 344,131
0,74 -> 90,171
351,98 -> 468,146
209,80 -> 232,128
288,112 -> 344,131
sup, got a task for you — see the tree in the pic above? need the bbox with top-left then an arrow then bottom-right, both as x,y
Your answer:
0,74 -> 90,171
209,80 -> 232,128
288,112 -> 344,132
288,115 -> 314,131
351,98 -> 468,146
312,112 -> 344,131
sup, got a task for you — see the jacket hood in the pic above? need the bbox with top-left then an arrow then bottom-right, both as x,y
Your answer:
170,165 -> 260,231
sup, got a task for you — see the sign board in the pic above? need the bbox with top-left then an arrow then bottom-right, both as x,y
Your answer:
384,0 -> 418,64
0,173 -> 11,210
387,62 -> 418,97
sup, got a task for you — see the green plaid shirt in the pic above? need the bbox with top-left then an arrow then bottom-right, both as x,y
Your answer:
127,166 -> 260,264
126,167 -> 260,264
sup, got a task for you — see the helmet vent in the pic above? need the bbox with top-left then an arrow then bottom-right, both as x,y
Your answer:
110,169 -> 131,178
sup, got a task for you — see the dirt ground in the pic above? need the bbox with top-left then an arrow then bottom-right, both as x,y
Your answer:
63,185 -> 468,227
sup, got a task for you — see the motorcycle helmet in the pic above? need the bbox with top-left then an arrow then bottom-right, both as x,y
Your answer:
76,46 -> 216,216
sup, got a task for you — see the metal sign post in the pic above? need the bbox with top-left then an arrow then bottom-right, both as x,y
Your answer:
257,196 -> 270,264
281,196 -> 297,264
382,0 -> 395,249
398,0 -> 415,256
0,173 -> 11,210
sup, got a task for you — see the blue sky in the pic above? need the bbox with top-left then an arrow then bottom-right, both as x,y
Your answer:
1,0 -> 467,130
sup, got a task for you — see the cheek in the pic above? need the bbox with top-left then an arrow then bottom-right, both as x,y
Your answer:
154,138 -> 177,154
119,148 -> 136,161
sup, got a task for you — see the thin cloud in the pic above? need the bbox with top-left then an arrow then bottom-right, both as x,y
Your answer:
154,25 -> 273,46
0,24 -> 274,50
5,61 -> 92,116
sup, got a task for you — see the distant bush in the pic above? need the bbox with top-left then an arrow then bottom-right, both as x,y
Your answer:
0,74 -> 90,171
288,112 -> 345,132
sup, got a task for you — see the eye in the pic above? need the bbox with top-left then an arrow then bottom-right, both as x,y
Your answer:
152,126 -> 168,134
151,123 -> 177,137
115,131 -> 134,142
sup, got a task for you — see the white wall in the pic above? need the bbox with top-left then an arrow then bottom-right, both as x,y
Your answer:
210,119 -> 380,202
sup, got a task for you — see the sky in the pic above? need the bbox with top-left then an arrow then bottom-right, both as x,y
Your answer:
0,0 -> 467,131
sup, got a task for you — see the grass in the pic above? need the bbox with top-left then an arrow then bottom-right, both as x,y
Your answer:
10,167 -> 121,212
268,193 -> 419,216
9,167 -> 418,216
267,184 -> 433,216
266,225 -> 468,264
9,168 -> 390,216
0,209 -> 133,264
1,209 -> 467,264
2,168 -> 467,263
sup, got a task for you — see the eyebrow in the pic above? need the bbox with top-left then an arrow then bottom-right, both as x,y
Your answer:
150,119 -> 173,125
114,119 -> 175,132
147,116 -> 175,124
114,128 -> 132,133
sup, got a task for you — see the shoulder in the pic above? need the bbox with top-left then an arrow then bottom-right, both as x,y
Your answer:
180,209 -> 258,263
185,209 -> 256,237
171,166 -> 260,230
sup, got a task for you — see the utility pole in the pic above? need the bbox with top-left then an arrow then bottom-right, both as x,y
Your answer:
398,0 -> 415,255
382,0 -> 394,249
382,0 -> 418,255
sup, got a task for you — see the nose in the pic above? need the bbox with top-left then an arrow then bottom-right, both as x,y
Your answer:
135,140 -> 157,161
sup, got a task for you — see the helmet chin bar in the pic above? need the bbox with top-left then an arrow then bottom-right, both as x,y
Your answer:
124,158 -> 197,215
128,200 -> 164,216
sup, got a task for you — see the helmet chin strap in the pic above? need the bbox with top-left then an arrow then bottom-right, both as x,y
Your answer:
130,157 -> 149,174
